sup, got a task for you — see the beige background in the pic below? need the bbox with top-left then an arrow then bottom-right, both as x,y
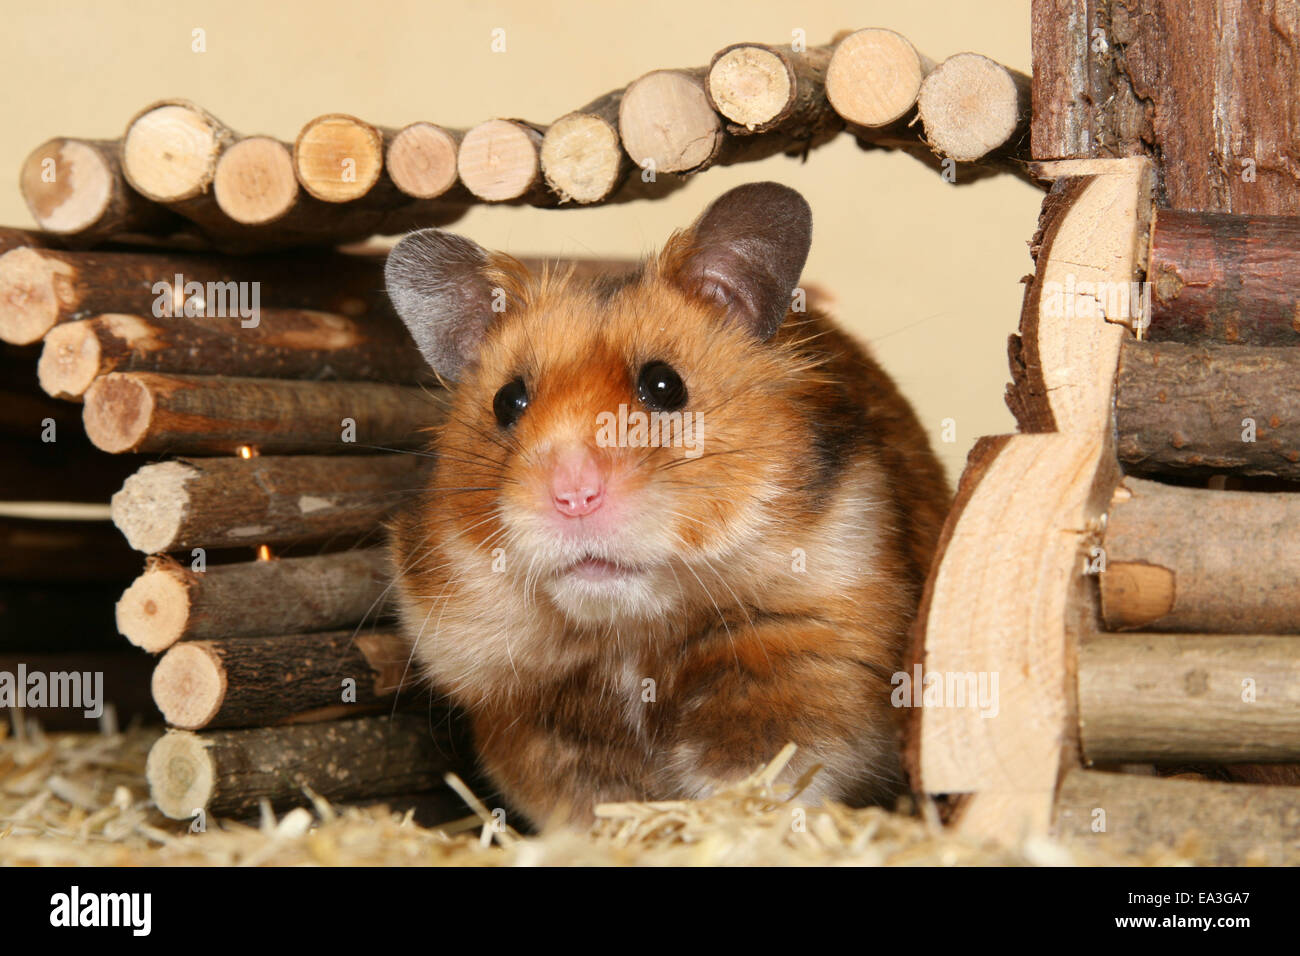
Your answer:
0,0 -> 1040,483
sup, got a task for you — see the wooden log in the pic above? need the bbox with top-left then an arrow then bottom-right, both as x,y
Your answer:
457,118 -> 553,204
0,517 -> 139,582
1115,339 -> 1300,479
541,92 -> 628,205
117,549 -> 393,652
178,132 -> 468,250
0,649 -> 159,730
293,113 -> 390,204
1054,768 -> 1300,865
19,138 -> 178,242
120,100 -> 237,243
706,42 -> 839,136
0,243 -> 611,346
916,53 -> 1031,162
212,136 -> 303,225
81,372 -> 437,455
1079,633 -> 1300,763
110,454 -> 424,553
38,307 -> 428,401
619,68 -> 836,177
146,713 -> 464,819
386,123 -> 466,200
1145,209 -> 1300,346
825,28 -> 934,128
0,243 -> 394,346
617,69 -> 724,174
1030,0 -> 1300,216
1100,476 -> 1300,633
151,627 -> 410,730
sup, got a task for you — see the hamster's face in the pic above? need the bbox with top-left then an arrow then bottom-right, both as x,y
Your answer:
386,182 -> 816,638
436,276 -> 806,628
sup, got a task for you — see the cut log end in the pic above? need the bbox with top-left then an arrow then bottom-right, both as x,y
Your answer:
82,372 -> 155,453
213,137 -> 299,225
619,70 -> 722,174
457,120 -> 543,202
123,103 -> 224,202
386,123 -> 460,199
294,114 -> 384,203
917,53 -> 1024,161
145,731 -> 216,820
0,246 -> 69,346
110,460 -> 196,553
707,46 -> 792,129
20,139 -> 113,234
37,320 -> 102,400
152,642 -> 226,730
540,113 -> 624,203
826,28 -> 930,128
117,566 -> 191,653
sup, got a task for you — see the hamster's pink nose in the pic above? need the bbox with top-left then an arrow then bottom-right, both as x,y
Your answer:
550,451 -> 605,518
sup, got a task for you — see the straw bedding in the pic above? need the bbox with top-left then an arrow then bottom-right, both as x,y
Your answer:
0,721 -> 1206,866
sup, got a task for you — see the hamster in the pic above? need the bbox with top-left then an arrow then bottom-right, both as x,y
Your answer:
384,182 -> 950,827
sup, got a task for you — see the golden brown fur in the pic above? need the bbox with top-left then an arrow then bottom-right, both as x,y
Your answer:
388,204 -> 950,827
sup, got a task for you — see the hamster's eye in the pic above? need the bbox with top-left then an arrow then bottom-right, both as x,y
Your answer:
637,361 -> 687,411
493,377 -> 529,428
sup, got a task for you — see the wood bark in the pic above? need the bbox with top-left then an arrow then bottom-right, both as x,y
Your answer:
0,243 -> 396,346
146,712 -> 466,819
1114,339 -> 1300,479
109,454 -> 425,553
150,627 -> 411,730
81,372 -> 438,455
1100,476 -> 1300,632
38,308 -> 429,401
916,53 -> 1031,163
1030,0 -> 1300,215
1145,208 -> 1300,346
0,227 -> 49,257
1054,768 -> 1300,865
116,549 -> 393,652
20,138 -> 178,243
1079,633 -> 1300,762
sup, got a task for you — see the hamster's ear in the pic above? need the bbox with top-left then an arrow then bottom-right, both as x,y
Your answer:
660,181 -> 812,340
384,229 -> 496,381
